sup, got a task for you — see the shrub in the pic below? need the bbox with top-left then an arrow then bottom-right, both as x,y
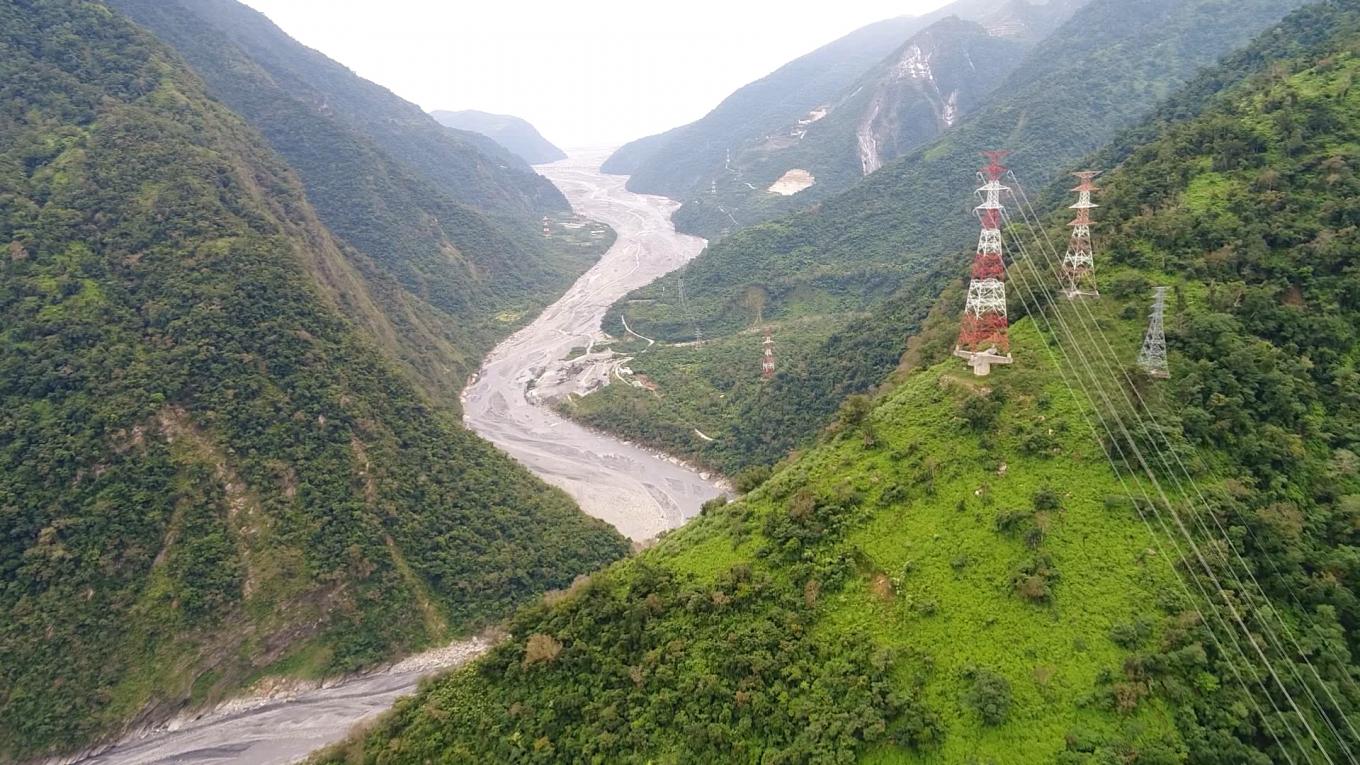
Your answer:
522,634 -> 563,668
732,465 -> 772,493
1109,618 -> 1153,649
1032,488 -> 1062,512
1012,555 -> 1060,604
963,667 -> 1013,726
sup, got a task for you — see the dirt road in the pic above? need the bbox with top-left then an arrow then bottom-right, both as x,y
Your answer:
462,151 -> 725,541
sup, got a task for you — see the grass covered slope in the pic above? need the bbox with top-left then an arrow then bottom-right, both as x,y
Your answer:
321,322 -> 1187,765
0,3 -> 627,759
323,6 -> 1360,761
586,0 -> 1311,478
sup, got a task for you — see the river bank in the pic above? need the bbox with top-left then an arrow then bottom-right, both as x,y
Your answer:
462,151 -> 726,541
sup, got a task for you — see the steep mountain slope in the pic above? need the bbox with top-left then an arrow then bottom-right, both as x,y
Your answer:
610,0 -> 1086,241
602,14 -> 924,193
0,2 -> 627,759
319,7 -> 1360,760
108,0 -> 597,405
431,109 -> 567,165
670,3 -> 1084,239
585,0 -> 1309,476
839,18 -> 1025,177
120,0 -> 565,218
599,129 -> 678,176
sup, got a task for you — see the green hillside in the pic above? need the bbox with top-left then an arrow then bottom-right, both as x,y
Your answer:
317,3 -> 1360,761
611,0 -> 1085,242
107,0 -> 597,407
430,110 -> 567,165
583,0 -> 1310,477
0,2 -> 626,759
605,14 -> 924,194
119,0 -> 566,218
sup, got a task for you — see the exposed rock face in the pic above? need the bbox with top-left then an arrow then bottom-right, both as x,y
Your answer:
768,169 -> 816,196
853,18 -> 1026,176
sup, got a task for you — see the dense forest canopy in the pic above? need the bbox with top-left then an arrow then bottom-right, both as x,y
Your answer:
0,2 -> 626,759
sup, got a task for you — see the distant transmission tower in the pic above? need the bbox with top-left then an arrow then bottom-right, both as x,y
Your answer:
954,151 -> 1014,376
1062,170 -> 1100,298
1138,286 -> 1170,379
761,327 -> 775,381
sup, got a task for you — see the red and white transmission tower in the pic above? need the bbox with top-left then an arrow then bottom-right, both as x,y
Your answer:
953,151 -> 1014,376
1062,171 -> 1100,298
761,327 -> 775,381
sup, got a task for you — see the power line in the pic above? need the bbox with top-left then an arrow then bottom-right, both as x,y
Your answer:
1004,171 -> 1354,761
1007,172 -> 1360,753
983,192 -> 1312,763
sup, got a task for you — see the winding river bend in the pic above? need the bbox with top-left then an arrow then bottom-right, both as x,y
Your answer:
78,153 -> 722,764
464,151 -> 724,541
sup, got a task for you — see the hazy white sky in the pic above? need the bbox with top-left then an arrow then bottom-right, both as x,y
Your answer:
238,0 -> 953,149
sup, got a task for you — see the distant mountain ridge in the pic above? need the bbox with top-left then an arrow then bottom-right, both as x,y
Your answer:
431,109 -> 567,164
685,14 -> 1030,228
109,0 -> 598,406
119,0 -> 566,218
607,0 -> 1088,239
599,14 -> 924,188
577,0 -> 1310,479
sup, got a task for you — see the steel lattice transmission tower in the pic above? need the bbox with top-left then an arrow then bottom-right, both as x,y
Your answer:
954,151 -> 1014,376
761,327 -> 775,381
1062,171 -> 1101,298
1138,286 -> 1170,379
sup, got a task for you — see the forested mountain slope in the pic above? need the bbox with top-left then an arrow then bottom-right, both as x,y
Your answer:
610,0 -> 1086,241
118,0 -> 565,218
0,2 -> 627,759
108,0 -> 597,406
666,3 -> 1085,240
321,5 -> 1360,760
430,109 -> 567,165
601,14 -> 924,190
583,0 -> 1309,476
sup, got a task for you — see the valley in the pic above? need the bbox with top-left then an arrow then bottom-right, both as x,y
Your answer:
7,1 -> 1360,763
463,152 -> 726,541
59,151 -> 721,765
